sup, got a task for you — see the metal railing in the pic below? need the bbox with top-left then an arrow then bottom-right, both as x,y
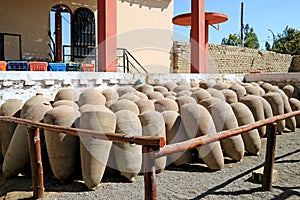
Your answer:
63,45 -> 96,63
117,48 -> 148,73
47,43 -> 146,73
48,32 -> 55,62
1,109 -> 300,199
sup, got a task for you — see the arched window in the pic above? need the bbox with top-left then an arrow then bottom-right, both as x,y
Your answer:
73,8 -> 96,62
49,4 -> 72,62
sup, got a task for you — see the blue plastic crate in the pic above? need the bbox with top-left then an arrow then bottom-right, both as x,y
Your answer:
6,61 -> 29,71
66,63 -> 81,71
48,63 -> 66,71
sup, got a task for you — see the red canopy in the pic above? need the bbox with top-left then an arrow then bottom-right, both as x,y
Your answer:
173,12 -> 228,27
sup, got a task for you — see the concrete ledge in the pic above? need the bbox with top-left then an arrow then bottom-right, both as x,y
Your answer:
244,73 -> 300,87
0,72 -> 245,105
0,71 -> 299,105
0,72 -> 245,83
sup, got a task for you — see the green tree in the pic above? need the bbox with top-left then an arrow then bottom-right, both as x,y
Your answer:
265,41 -> 271,50
266,26 -> 300,55
244,24 -> 260,49
221,33 -> 241,46
221,24 -> 259,49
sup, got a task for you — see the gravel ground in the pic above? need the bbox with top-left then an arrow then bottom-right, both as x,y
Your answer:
0,129 -> 299,200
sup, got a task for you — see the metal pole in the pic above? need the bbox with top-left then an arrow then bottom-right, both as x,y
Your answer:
28,127 -> 44,199
126,54 -> 129,73
123,49 -> 126,73
19,35 -> 22,61
190,0 -> 206,73
262,123 -> 277,191
0,33 -> 4,60
241,1 -> 244,47
143,146 -> 157,200
55,11 -> 62,62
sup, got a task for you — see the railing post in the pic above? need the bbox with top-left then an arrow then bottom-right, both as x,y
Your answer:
122,49 -> 126,73
28,127 -> 44,199
262,123 -> 277,191
143,146 -> 157,200
126,54 -> 130,73
63,45 -> 65,63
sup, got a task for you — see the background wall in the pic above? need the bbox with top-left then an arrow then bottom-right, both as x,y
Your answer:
0,0 -> 173,73
173,41 -> 295,74
0,0 -> 96,60
117,0 -> 174,73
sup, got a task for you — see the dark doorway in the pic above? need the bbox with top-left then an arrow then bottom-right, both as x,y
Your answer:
73,8 -> 96,63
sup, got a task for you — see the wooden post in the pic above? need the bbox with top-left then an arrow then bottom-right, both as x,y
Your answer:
143,146 -> 157,200
28,127 -> 44,199
262,123 -> 277,191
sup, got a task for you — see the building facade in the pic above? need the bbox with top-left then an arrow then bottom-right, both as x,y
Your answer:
0,0 -> 174,73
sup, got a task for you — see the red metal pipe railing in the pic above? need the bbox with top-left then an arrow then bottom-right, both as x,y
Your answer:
0,116 -> 165,148
0,116 -> 164,199
151,109 -> 300,199
155,110 -> 300,158
1,109 -> 300,199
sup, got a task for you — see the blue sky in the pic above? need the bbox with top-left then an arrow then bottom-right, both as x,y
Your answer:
174,0 -> 300,49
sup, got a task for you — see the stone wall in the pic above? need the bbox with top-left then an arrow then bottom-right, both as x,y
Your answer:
289,56 -> 300,72
173,42 -> 191,73
173,41 -> 294,74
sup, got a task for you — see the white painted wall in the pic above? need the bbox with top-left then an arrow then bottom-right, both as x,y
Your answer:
0,71 -> 245,105
117,0 -> 174,73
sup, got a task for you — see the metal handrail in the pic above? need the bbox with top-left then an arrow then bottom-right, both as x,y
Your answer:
63,45 -> 96,62
48,32 -> 56,61
0,116 -> 164,147
147,109 -> 300,199
123,49 -> 147,73
117,48 -> 148,73
47,44 -> 145,73
156,109 -> 300,158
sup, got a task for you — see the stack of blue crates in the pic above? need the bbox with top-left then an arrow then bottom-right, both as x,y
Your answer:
48,63 -> 66,71
6,61 -> 29,71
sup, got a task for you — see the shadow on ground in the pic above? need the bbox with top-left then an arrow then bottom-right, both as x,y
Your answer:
190,148 -> 300,200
